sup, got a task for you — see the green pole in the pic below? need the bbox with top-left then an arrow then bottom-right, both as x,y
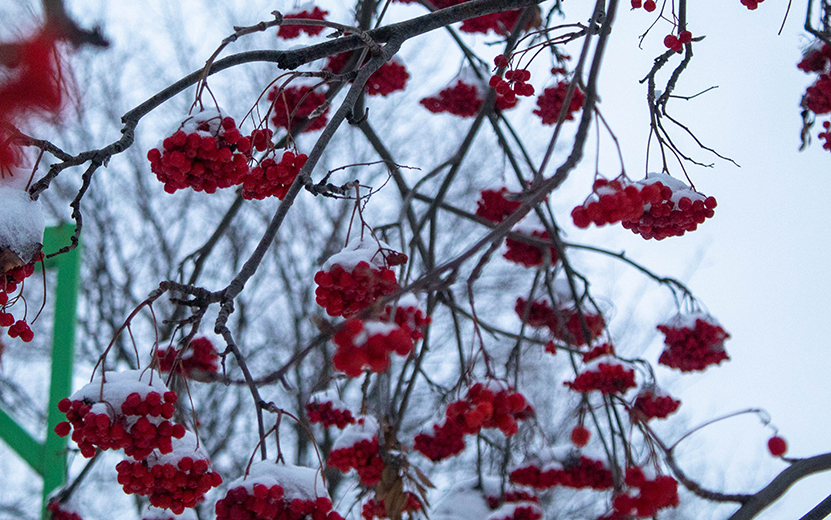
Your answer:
0,225 -> 81,519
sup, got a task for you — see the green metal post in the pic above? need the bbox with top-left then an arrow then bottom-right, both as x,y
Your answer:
0,224 -> 81,519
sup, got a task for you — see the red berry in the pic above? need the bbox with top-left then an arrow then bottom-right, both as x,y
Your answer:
768,436 -> 788,457
571,426 -> 590,446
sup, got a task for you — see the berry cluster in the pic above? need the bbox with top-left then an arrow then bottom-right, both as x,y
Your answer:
510,457 -> 614,490
305,389 -> 356,429
768,436 -> 788,457
332,319 -> 413,377
116,432 -> 223,514
314,240 -> 400,318
276,7 -> 328,39
476,187 -> 522,223
328,417 -> 385,486
47,501 -> 83,520
361,494 -> 421,520
268,85 -> 329,132
485,490 -> 539,511
504,229 -> 558,267
242,151 -> 307,200
157,336 -> 220,379
398,0 -> 522,34
1,251 -> 42,343
663,31 -> 692,53
622,174 -> 717,239
566,350 -> 637,395
54,370 -> 186,459
611,467 -> 680,518
487,502 -> 543,520
514,298 -> 605,346
324,53 -> 410,97
571,176 -> 658,228
533,81 -> 585,124
489,67 -> 535,108
379,296 -> 431,341
414,381 -> 531,461
147,111 -> 251,194
630,0 -> 657,11
420,79 -> 483,117
215,461 -> 343,520
657,313 -> 730,372
629,388 -> 681,422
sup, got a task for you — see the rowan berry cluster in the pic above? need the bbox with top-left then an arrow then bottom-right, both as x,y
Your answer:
215,462 -> 343,520
618,173 -> 717,240
485,491 -> 539,511
630,0 -> 657,11
533,81 -> 585,124
47,501 -> 83,520
268,85 -> 329,132
657,314 -> 730,372
510,457 -> 614,490
147,112 -> 251,194
504,229 -> 558,267
116,432 -> 223,514
328,417 -> 386,486
571,176 -> 662,229
54,370 -> 186,459
361,494 -> 421,520
157,337 -> 220,379
663,31 -> 691,53
768,436 -> 788,457
629,388 -> 681,422
1,251 -> 42,342
420,79 -> 483,117
379,297 -> 431,341
799,42 -> 831,146
314,240 -> 400,318
609,468 -> 679,518
489,67 -> 535,108
414,382 -> 531,461
476,187 -> 522,223
514,298 -> 605,346
332,319 -> 413,377
488,503 -> 543,520
276,7 -> 328,39
566,351 -> 637,395
306,390 -> 356,429
241,151 -> 307,200
324,53 -> 409,96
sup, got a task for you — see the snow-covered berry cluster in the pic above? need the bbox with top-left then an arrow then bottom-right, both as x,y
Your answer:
157,336 -> 220,380
476,187 -> 522,223
215,461 -> 343,520
1,251 -> 42,342
361,494 -> 422,520
571,176 -> 660,229
611,467 -> 680,518
379,295 -> 431,341
510,456 -> 614,490
486,502 -> 543,520
618,173 -> 717,240
314,239 -> 400,318
414,381 -> 531,461
565,345 -> 637,395
268,85 -> 329,132
276,6 -> 328,39
657,313 -> 730,372
116,432 -> 222,514
47,501 -> 83,520
629,388 -> 681,422
327,416 -> 385,486
332,319 -> 413,377
54,370 -> 186,459
533,81 -> 585,124
241,151 -> 307,200
324,53 -> 410,97
515,297 -> 605,346
504,229 -> 558,268
147,111 -> 251,194
305,389 -> 356,429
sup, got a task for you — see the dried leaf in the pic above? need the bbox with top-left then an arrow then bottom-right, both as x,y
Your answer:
413,466 -> 435,488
